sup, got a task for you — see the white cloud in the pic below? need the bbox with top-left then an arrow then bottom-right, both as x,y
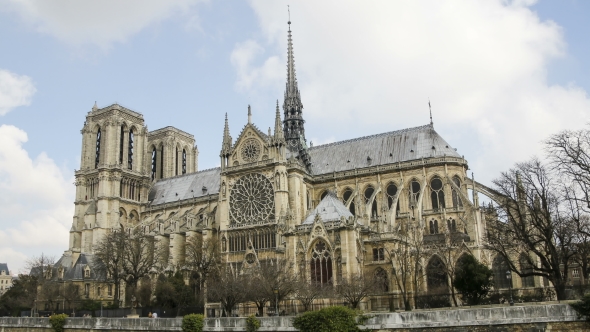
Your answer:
0,125 -> 74,274
0,69 -> 36,116
2,0 -> 206,49
236,0 -> 590,185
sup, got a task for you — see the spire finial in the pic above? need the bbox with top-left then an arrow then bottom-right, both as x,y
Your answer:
248,104 -> 252,124
428,99 -> 433,126
92,101 -> 98,112
288,5 -> 291,28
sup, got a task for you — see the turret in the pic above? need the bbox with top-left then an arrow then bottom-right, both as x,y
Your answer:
220,113 -> 232,169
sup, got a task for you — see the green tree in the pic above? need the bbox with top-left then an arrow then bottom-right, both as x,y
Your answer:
0,274 -> 38,315
453,255 -> 493,305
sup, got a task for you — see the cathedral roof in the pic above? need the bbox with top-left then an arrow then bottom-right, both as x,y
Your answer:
303,192 -> 355,224
148,167 -> 221,206
306,124 -> 461,175
0,263 -> 8,275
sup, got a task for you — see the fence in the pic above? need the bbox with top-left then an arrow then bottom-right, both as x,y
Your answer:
21,306 -> 204,318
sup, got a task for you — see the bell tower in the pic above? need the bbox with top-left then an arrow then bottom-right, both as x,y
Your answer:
70,103 -> 150,255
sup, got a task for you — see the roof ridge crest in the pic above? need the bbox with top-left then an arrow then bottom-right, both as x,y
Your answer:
309,124 -> 432,150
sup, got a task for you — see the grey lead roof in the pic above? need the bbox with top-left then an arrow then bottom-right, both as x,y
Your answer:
303,192 -> 356,224
149,167 -> 221,206
0,263 -> 8,275
306,124 -> 461,175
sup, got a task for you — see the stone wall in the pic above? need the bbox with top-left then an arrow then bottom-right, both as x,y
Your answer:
0,304 -> 586,332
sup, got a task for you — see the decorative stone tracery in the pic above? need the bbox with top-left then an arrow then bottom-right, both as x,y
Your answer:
229,173 -> 275,225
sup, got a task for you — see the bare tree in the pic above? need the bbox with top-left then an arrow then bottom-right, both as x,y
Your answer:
246,258 -> 297,316
61,283 -> 80,310
292,279 -> 327,312
184,234 -> 220,312
547,128 -> 590,285
209,264 -> 248,316
122,229 -> 159,299
485,158 -> 577,300
94,229 -> 126,304
380,222 -> 427,310
430,233 -> 471,307
25,253 -> 55,279
336,273 -> 374,309
38,281 -> 60,310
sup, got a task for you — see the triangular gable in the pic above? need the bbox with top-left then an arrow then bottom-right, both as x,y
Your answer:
303,192 -> 355,224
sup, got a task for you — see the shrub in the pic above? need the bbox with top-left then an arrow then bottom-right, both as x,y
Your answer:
571,294 -> 590,321
49,314 -> 68,332
182,314 -> 204,332
246,315 -> 261,332
292,306 -> 360,332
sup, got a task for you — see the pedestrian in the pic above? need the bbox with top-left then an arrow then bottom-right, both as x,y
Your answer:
152,312 -> 158,318
148,312 -> 152,318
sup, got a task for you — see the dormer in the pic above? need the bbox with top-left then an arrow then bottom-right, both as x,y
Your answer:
84,265 -> 91,278
58,266 -> 64,280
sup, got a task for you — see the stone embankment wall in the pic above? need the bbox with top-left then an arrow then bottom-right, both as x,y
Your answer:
0,304 -> 586,332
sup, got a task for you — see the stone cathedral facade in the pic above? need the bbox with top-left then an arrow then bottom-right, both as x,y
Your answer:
48,22 -> 543,311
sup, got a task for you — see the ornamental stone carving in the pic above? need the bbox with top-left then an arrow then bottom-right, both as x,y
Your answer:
229,173 -> 275,225
240,138 -> 261,163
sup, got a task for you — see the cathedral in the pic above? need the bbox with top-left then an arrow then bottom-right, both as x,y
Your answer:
46,21 -> 541,312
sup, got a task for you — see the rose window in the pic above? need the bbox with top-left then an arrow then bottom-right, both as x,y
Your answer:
240,138 -> 261,163
230,173 -> 275,224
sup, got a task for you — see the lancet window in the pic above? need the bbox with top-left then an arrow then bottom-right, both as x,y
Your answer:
408,180 -> 421,210
128,129 -> 134,170
182,149 -> 187,174
447,218 -> 457,232
426,256 -> 448,294
227,227 -> 276,252
175,147 -> 179,176
160,146 -> 164,179
386,183 -> 400,214
120,178 -> 140,201
430,177 -> 445,210
310,240 -> 332,286
151,147 -> 157,180
364,186 -> 378,218
119,126 -> 124,164
95,128 -> 101,168
87,177 -> 99,199
451,176 -> 463,208
342,188 -> 355,215
429,219 -> 439,234
520,254 -> 535,288
374,268 -> 389,293
493,255 -> 512,289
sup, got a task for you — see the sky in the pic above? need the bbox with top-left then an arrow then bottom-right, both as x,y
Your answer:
0,0 -> 589,274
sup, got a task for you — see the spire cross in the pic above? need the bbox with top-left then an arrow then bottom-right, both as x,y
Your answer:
288,5 -> 291,25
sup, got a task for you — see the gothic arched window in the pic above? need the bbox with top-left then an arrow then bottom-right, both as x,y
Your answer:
95,128 -> 101,168
182,149 -> 187,174
452,176 -> 463,208
386,183 -> 400,213
374,268 -> 389,293
343,188 -> 355,215
119,126 -> 124,164
520,254 -> 535,288
447,218 -> 457,232
364,186 -> 378,218
409,180 -> 421,210
430,177 -> 445,210
429,219 -> 439,234
426,256 -> 448,294
128,129 -> 134,170
160,145 -> 164,179
175,147 -> 179,176
310,241 -> 332,286
493,255 -> 512,289
151,147 -> 157,180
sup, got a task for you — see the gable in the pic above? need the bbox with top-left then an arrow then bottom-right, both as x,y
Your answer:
230,124 -> 270,166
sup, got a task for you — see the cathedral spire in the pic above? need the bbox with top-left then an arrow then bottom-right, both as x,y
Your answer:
221,113 -> 232,155
283,19 -> 306,152
274,100 -> 285,141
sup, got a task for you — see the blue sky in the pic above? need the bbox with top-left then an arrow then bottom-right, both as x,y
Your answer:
0,0 -> 589,273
